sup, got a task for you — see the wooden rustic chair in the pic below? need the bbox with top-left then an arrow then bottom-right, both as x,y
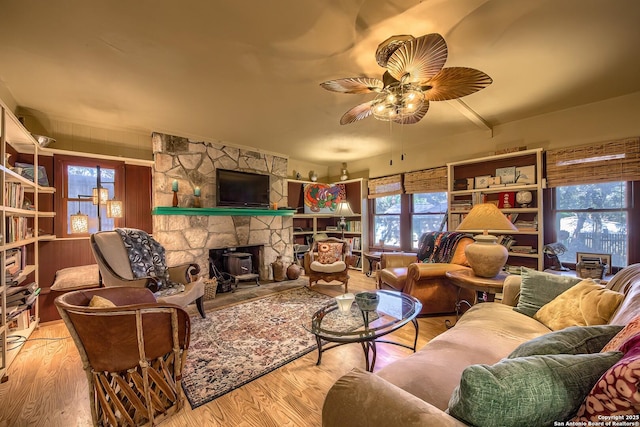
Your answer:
55,287 -> 190,427
90,229 -> 206,318
304,237 -> 350,293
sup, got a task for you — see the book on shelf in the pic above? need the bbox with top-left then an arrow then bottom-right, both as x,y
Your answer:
4,182 -> 25,209
497,235 -> 516,250
5,216 -> 30,243
344,220 -> 362,232
344,236 -> 362,252
510,245 -> 535,254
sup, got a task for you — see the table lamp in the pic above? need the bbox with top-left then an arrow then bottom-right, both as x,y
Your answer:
456,203 -> 517,278
334,200 -> 354,239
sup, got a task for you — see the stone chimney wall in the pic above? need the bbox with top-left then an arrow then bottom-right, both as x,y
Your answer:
151,132 -> 293,279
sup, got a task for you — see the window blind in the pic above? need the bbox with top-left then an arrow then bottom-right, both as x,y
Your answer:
546,137 -> 640,187
404,166 -> 447,194
367,174 -> 403,198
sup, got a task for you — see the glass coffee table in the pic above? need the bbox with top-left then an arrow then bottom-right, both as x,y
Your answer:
306,290 -> 422,372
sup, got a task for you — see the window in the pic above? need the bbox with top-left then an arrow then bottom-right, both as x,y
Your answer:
553,181 -> 628,268
411,192 -> 448,249
373,195 -> 401,247
56,156 -> 124,237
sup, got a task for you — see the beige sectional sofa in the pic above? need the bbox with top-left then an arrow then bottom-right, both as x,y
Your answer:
322,264 -> 640,426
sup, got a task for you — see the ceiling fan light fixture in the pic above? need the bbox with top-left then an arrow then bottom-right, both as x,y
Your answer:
372,83 -> 425,121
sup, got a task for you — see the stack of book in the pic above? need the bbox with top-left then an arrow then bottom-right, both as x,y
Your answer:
5,246 -> 26,286
6,282 -> 40,321
450,199 -> 472,213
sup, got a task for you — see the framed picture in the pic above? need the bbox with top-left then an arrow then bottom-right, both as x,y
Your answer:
497,191 -> 515,208
14,162 -> 50,187
495,166 -> 517,184
488,176 -> 501,186
515,165 -> 536,184
576,252 -> 612,275
303,183 -> 343,213
474,175 -> 491,189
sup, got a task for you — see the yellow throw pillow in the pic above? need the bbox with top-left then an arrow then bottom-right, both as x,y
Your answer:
534,280 -> 624,331
88,295 -> 116,308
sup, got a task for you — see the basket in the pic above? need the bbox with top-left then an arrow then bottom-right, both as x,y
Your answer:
203,278 -> 218,300
576,262 -> 606,280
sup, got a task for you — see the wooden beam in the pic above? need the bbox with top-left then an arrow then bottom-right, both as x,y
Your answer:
451,99 -> 493,135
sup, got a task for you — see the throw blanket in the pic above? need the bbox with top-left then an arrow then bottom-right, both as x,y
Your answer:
417,232 -> 468,263
115,228 -> 185,297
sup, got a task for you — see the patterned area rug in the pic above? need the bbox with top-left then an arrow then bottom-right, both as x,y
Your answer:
182,286 -> 334,408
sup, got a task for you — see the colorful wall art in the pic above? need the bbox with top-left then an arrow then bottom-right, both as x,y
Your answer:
303,183 -> 345,213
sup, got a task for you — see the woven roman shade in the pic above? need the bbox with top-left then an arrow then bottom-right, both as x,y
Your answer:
404,166 -> 447,194
368,174 -> 403,198
546,137 -> 640,187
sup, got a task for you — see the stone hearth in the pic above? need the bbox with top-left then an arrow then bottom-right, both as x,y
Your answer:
151,132 -> 293,280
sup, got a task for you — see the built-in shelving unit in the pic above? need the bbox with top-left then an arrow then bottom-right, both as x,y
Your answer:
287,178 -> 367,270
447,148 -> 544,271
1,100 -> 55,381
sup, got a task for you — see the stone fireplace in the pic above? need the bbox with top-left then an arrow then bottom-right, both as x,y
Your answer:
150,132 -> 293,280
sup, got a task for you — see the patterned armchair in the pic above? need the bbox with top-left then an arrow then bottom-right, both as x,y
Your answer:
304,237 -> 350,293
90,228 -> 206,318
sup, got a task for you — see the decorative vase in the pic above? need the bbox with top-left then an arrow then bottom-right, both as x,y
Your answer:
335,293 -> 355,313
515,190 -> 533,207
309,170 -> 318,182
286,263 -> 301,280
271,256 -> 286,281
464,235 -> 508,278
355,291 -> 380,311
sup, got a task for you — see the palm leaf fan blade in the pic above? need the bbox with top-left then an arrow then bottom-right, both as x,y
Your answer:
386,33 -> 448,83
320,78 -> 383,94
340,101 -> 376,125
424,67 -> 493,101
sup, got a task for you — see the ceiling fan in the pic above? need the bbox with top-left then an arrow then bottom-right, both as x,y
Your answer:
320,33 -> 492,125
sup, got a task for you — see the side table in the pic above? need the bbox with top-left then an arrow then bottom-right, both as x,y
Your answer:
445,269 -> 508,327
363,252 -> 383,277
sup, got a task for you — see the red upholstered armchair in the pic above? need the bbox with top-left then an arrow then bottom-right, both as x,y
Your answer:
377,232 -> 477,315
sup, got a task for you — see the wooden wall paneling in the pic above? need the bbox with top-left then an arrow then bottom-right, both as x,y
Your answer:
38,239 -> 96,323
124,164 -> 152,233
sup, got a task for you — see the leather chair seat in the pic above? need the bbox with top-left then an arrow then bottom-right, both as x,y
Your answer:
378,267 -> 409,291
376,232 -> 475,315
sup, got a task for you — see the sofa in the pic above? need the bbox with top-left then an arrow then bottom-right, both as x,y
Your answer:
323,264 -> 640,426
377,232 -> 476,315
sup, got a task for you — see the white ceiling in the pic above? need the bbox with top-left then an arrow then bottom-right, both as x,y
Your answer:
1,0 -> 640,165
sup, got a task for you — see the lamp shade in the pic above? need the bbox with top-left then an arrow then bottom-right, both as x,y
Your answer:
70,212 -> 89,234
334,200 -> 354,217
92,187 -> 109,205
456,203 -> 517,232
106,199 -> 123,218
456,203 -> 516,278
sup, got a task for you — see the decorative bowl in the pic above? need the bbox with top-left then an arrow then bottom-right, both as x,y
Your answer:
355,291 -> 379,312
335,293 -> 355,313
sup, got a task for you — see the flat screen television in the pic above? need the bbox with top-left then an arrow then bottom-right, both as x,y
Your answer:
216,169 -> 270,208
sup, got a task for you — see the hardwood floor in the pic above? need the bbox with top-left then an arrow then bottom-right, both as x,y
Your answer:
0,270 -> 454,427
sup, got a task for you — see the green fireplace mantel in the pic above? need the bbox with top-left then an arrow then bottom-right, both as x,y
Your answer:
151,207 -> 296,216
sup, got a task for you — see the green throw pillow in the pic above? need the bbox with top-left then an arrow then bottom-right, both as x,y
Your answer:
447,352 -> 622,427
508,325 -> 624,358
513,267 -> 582,318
